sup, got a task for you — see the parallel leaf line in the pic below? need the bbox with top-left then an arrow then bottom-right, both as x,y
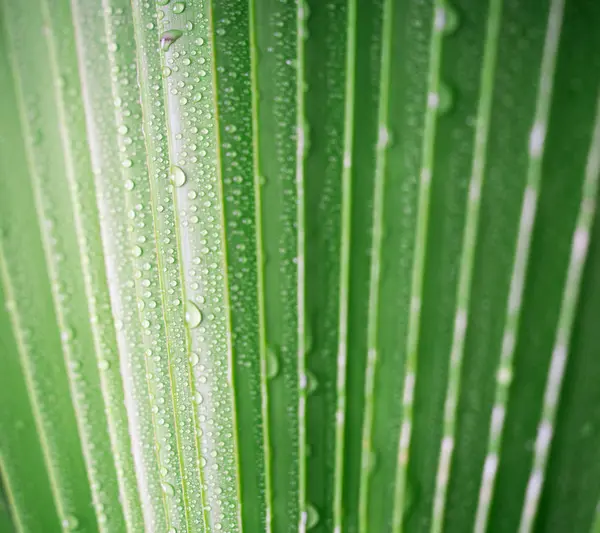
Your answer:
0,246 -> 64,523
130,1 -> 209,530
247,1 -> 274,531
2,6 -> 101,528
391,1 -> 447,530
335,0 -> 358,531
428,0 -> 504,531
43,0 -> 142,528
358,0 -> 393,530
153,2 -> 243,530
297,1 -> 308,532
517,90 -> 600,533
473,0 -> 566,530
102,2 -> 179,528
207,1 -> 245,530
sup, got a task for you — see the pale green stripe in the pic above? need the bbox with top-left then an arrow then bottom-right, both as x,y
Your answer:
248,1 -> 275,531
473,0 -> 566,530
517,90 -> 600,533
336,0 -> 358,531
70,0 -> 168,528
391,1 -> 448,530
359,0 -> 393,531
428,0 -> 504,531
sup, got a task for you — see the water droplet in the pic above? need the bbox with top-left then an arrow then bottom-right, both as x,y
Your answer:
439,3 -> 459,35
170,165 -> 186,187
437,83 -> 453,114
368,450 -> 378,472
62,515 -> 79,530
172,1 -> 185,13
161,481 -> 175,497
132,246 -> 143,257
157,0 -> 169,5
189,351 -> 199,366
160,29 -> 183,52
162,66 -> 172,78
266,347 -> 280,379
168,528 -> 177,533
124,179 -> 134,191
122,158 -> 133,168
185,301 -> 202,328
194,391 -> 203,404
306,504 -> 319,529
306,371 -> 318,394
98,360 -> 111,371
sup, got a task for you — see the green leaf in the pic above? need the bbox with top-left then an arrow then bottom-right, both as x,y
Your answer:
1,1 -> 600,533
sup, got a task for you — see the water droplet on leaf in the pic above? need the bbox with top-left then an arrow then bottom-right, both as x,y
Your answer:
306,504 -> 319,529
266,347 -> 280,379
170,165 -> 186,187
160,30 -> 183,52
161,481 -> 175,497
185,301 -> 202,328
172,1 -> 185,13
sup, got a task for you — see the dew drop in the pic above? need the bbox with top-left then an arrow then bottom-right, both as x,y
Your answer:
132,245 -> 143,257
122,158 -> 133,168
172,1 -> 185,13
161,481 -> 175,497
368,450 -> 378,473
160,29 -> 183,51
189,351 -> 199,366
170,165 -> 186,187
156,0 -> 169,4
306,370 -> 318,394
185,300 -> 202,328
440,3 -> 460,35
306,504 -> 319,529
266,347 -> 280,379
194,391 -> 204,404
168,528 -> 177,533
98,360 -> 111,371
62,515 -> 79,530
437,83 -> 454,114
124,179 -> 134,191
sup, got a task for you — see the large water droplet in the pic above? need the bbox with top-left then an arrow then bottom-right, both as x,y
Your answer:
62,515 -> 79,530
170,165 -> 186,187
306,504 -> 319,529
437,83 -> 453,114
194,391 -> 203,404
189,351 -> 199,366
266,347 -> 280,379
185,301 -> 202,328
160,30 -> 183,52
172,1 -> 185,13
161,481 -> 175,497
437,3 -> 460,35
306,370 -> 318,394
